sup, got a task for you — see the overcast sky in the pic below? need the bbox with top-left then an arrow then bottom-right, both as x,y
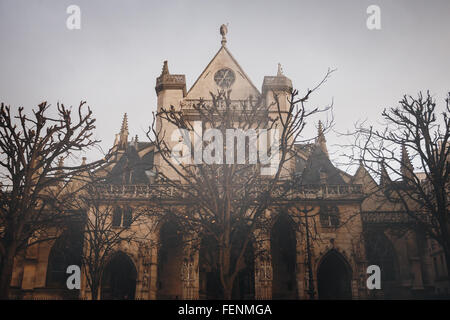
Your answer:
0,0 -> 449,168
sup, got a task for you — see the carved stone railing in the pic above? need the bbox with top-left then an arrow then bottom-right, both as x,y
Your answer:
180,98 -> 264,112
297,184 -> 362,196
95,183 -> 363,201
156,74 -> 185,86
95,184 -> 185,199
361,211 -> 416,224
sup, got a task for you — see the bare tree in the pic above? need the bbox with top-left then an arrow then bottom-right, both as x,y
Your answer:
70,180 -> 150,300
0,101 -> 103,299
347,91 -> 450,280
147,71 -> 334,299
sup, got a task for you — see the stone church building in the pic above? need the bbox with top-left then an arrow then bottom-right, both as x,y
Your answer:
8,26 -> 449,300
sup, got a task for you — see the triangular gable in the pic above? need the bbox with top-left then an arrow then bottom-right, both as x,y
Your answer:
186,46 -> 260,100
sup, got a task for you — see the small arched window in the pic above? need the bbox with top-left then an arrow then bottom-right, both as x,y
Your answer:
320,206 -> 340,228
112,207 -> 123,227
112,206 -> 132,228
123,206 -> 132,227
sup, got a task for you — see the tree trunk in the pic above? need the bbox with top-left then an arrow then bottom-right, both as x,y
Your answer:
91,282 -> 99,300
220,242 -> 237,300
441,240 -> 450,291
439,223 -> 450,287
223,285 -> 232,300
0,243 -> 17,300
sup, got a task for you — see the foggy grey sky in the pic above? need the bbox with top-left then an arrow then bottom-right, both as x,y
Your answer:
0,0 -> 449,167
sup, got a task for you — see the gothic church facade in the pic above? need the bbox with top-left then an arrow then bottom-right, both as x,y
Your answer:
8,26 -> 448,300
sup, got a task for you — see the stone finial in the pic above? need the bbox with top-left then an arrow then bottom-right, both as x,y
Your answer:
277,63 -> 284,76
161,60 -> 169,76
56,156 -> 64,176
58,156 -> 64,168
220,24 -> 228,47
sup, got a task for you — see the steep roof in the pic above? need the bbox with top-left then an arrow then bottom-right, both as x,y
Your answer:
298,145 -> 346,185
105,144 -> 154,185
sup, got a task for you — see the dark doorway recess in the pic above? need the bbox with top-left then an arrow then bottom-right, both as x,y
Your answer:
317,250 -> 352,299
101,252 -> 137,300
157,221 -> 183,299
271,214 -> 298,299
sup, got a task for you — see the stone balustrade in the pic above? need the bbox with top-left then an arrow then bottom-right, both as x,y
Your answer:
94,183 -> 363,201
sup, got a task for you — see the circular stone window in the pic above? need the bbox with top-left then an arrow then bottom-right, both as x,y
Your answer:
214,68 -> 235,89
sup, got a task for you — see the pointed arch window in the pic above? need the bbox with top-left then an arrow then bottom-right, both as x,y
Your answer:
112,206 -> 133,228
46,227 -> 82,289
320,205 -> 340,228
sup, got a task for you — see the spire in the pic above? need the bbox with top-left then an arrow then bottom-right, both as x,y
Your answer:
316,121 -> 328,155
118,113 -> 129,150
220,24 -> 228,47
317,121 -> 325,141
380,161 -> 390,185
401,144 -> 414,180
120,113 -> 129,135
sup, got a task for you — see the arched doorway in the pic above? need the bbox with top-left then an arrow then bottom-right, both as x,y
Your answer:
199,233 -> 255,299
46,226 -> 83,290
317,250 -> 352,299
365,231 -> 398,298
157,222 -> 183,299
101,252 -> 137,300
232,241 -> 255,300
199,235 -> 222,299
271,214 -> 298,299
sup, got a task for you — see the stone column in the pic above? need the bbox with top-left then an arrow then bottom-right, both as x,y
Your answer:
254,229 -> 272,299
296,230 -> 308,300
137,242 -> 155,299
21,243 -> 39,299
181,234 -> 199,299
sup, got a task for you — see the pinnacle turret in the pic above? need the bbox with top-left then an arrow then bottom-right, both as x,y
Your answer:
316,121 -> 328,156
118,113 -> 129,150
401,144 -> 414,180
380,162 -> 390,185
